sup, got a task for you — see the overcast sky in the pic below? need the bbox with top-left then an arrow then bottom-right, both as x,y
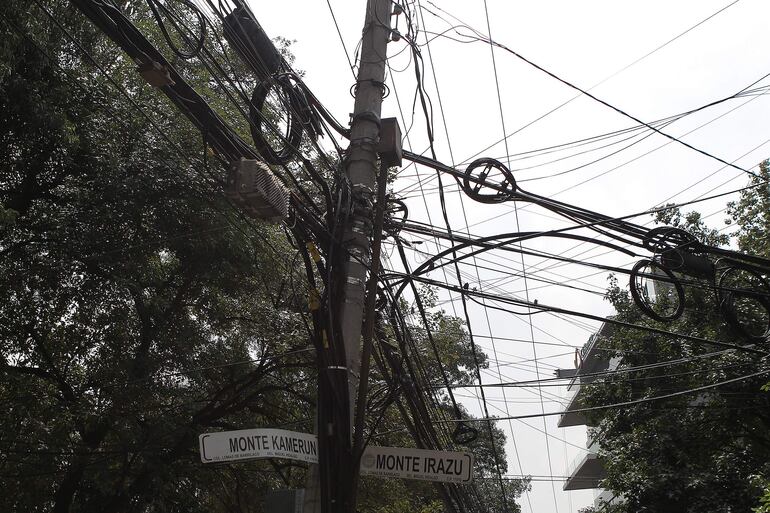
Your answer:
250,1 -> 770,511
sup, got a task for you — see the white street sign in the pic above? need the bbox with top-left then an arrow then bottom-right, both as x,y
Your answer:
199,430 -> 474,484
360,446 -> 474,484
199,428 -> 319,464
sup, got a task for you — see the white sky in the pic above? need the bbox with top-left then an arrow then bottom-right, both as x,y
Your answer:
253,1 -> 770,511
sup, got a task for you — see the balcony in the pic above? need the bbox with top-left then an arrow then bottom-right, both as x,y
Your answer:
563,452 -> 606,491
558,384 -> 586,427
556,322 -> 616,428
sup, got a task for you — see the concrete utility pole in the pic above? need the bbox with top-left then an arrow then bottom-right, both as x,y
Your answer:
340,0 -> 392,418
303,1 -> 392,512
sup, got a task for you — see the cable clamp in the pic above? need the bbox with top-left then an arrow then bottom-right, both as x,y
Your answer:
351,185 -> 375,206
351,219 -> 372,237
349,81 -> 389,99
345,140 -> 379,165
348,137 -> 379,149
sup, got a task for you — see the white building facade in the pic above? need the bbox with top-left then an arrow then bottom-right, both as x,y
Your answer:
557,323 -> 624,510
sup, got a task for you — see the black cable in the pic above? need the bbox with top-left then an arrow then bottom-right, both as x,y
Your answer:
324,0 -> 356,79
393,240 -> 466,426
392,176 -> 770,297
403,15 -> 512,509
419,0 -> 751,171
145,0 -> 206,59
449,26 -> 765,180
395,223 -> 770,301
436,367 -> 770,423
392,271 -> 770,356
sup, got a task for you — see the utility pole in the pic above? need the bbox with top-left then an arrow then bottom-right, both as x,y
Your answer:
340,0 -> 392,420
303,1 -> 392,512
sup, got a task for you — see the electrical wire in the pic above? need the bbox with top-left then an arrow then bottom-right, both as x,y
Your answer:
419,0 -> 748,171
437,367 -> 770,423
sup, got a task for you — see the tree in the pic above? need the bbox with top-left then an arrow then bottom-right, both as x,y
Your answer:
0,2 -> 526,512
580,163 -> 770,513
1,2 -> 313,511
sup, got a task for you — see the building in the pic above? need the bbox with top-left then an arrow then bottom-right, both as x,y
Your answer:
556,322 -> 623,510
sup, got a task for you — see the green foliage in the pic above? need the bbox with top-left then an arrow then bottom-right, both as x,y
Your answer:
581,192 -> 770,513
0,3 -> 309,511
756,487 -> 770,513
727,162 -> 770,258
753,474 -> 770,513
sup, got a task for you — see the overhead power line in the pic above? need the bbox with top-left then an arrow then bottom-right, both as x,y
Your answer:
436,367 -> 770,423
420,0 -> 748,169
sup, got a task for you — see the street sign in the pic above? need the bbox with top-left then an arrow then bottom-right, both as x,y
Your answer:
199,428 -> 319,464
199,431 -> 474,484
360,446 -> 474,484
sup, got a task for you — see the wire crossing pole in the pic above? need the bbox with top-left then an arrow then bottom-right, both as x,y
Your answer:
304,1 -> 392,512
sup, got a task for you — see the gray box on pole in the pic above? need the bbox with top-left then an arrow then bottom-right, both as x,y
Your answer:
225,158 -> 289,222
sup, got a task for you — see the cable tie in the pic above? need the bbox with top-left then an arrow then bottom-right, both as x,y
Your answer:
350,110 -> 382,128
